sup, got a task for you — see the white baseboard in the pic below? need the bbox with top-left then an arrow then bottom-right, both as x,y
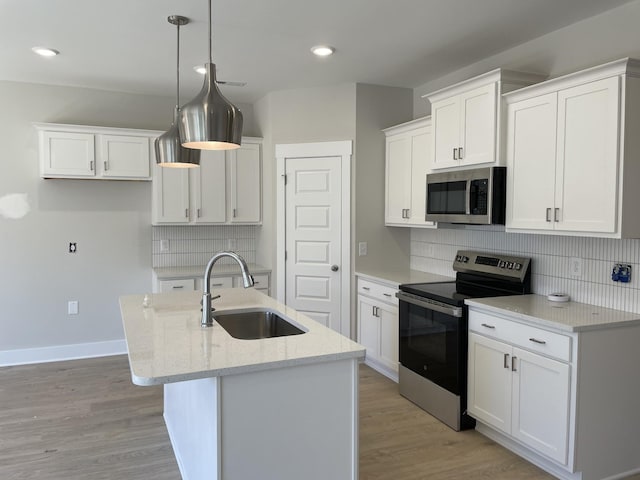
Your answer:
0,339 -> 127,366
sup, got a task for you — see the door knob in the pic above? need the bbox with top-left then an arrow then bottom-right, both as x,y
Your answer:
331,265 -> 339,272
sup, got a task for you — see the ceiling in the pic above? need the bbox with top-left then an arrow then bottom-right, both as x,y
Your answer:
1,0 -> 634,104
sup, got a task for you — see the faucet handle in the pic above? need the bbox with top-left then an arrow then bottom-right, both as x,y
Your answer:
212,294 -> 221,301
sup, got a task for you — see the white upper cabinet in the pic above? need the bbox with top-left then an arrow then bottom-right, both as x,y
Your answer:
35,123 -> 160,180
505,58 -> 640,238
425,69 -> 544,170
153,138 -> 262,225
383,117 -> 435,228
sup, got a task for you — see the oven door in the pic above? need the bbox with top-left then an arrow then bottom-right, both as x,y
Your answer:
397,291 -> 467,395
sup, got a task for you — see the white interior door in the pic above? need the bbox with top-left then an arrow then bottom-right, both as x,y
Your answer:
285,156 -> 342,332
276,141 -> 352,338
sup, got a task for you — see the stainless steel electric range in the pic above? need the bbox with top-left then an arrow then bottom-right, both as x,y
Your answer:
396,250 -> 531,431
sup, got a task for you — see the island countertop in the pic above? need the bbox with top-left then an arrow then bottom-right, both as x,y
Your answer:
120,289 -> 365,386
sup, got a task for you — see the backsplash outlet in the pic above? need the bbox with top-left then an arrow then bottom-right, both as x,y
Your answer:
410,228 -> 640,313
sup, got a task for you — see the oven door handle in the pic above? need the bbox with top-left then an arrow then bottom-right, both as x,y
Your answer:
395,292 -> 463,317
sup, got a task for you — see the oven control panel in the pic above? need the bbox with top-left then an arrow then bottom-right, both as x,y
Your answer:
453,250 -> 530,281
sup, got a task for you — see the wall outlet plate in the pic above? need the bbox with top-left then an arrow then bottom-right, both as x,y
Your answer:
358,242 -> 367,256
612,264 -> 632,283
68,301 -> 79,315
569,257 -> 582,277
160,239 -> 170,252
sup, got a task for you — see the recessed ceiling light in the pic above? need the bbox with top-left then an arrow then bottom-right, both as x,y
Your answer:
32,46 -> 59,57
311,45 -> 335,57
193,65 -> 206,75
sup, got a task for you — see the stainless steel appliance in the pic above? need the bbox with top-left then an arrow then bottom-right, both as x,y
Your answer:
426,166 -> 506,224
396,250 -> 531,431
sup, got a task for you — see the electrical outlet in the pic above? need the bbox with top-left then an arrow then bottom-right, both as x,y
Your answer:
358,242 -> 367,256
68,301 -> 79,315
69,242 -> 77,253
569,257 -> 583,277
160,239 -> 170,252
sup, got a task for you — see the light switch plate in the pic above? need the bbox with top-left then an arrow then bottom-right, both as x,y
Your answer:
569,257 -> 583,277
358,242 -> 367,256
160,239 -> 170,252
68,301 -> 79,315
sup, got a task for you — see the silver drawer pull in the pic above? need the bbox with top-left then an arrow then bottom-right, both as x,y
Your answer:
383,293 -> 392,297
172,285 -> 184,289
529,337 -> 547,345
481,323 -> 495,329
212,283 -> 224,287
512,356 -> 517,372
503,353 -> 510,369
362,286 -> 370,290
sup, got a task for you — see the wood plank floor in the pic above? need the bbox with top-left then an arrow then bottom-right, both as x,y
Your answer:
0,356 -> 636,479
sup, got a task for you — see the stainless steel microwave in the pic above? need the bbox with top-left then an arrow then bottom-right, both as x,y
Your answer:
425,166 -> 506,225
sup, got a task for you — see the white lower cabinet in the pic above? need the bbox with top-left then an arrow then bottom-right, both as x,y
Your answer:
468,332 -> 570,464
357,277 -> 399,381
467,304 -> 640,480
158,279 -> 196,293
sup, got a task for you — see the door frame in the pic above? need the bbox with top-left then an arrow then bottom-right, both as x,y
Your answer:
275,141 -> 352,338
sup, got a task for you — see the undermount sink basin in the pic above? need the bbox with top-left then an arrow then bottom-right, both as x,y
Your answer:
213,309 -> 306,340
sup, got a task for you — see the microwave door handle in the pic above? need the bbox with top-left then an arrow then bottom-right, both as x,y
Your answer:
465,180 -> 471,214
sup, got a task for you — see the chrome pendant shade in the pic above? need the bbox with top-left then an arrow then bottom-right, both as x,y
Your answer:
155,15 -> 201,167
178,0 -> 243,150
179,63 -> 243,150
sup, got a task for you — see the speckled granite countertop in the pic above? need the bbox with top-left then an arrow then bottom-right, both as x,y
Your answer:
120,289 -> 365,386
154,264 -> 270,280
466,294 -> 640,333
355,269 -> 454,287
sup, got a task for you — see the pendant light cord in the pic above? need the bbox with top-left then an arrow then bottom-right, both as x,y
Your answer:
208,0 -> 212,64
176,22 -> 181,109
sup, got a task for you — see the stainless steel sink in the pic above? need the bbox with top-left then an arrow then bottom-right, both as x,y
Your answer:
213,309 -> 306,340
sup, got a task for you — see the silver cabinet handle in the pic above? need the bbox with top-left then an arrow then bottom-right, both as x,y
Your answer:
481,323 -> 495,329
458,146 -> 463,159
331,265 -> 339,272
383,293 -> 392,297
554,208 -> 560,222
453,148 -> 458,160
362,286 -> 370,291
90,160 -> 94,171
233,208 -> 237,218
529,338 -> 547,345
185,209 -> 189,218
104,161 -> 108,171
172,285 -> 184,289
546,208 -> 552,222
503,353 -> 510,369
197,208 -> 201,218
512,356 -> 517,372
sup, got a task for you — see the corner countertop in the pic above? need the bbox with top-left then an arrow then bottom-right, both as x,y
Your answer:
466,294 -> 640,333
355,268 -> 454,288
119,289 -> 365,386
154,263 -> 271,280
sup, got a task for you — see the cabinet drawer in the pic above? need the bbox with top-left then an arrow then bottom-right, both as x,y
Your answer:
159,279 -> 195,293
234,273 -> 269,289
469,310 -> 571,362
209,276 -> 233,289
357,278 -> 398,306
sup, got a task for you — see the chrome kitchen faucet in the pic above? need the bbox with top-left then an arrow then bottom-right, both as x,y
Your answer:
201,251 -> 254,327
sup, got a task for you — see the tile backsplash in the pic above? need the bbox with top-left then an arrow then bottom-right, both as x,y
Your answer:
152,225 -> 257,267
410,227 -> 640,313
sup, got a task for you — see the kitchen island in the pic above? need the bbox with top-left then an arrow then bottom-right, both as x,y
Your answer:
120,288 -> 365,480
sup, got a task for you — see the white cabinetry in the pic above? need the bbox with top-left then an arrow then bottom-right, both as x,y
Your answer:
425,69 -> 543,170
505,58 -> 640,238
153,271 -> 270,296
158,279 -> 195,293
383,117 -> 435,227
357,277 -> 399,381
35,123 -> 160,180
467,301 -> 640,480
152,138 -> 262,225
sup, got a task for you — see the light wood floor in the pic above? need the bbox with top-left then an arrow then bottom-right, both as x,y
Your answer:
0,356 -> 635,479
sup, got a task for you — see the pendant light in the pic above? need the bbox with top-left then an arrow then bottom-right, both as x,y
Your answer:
155,15 -> 201,168
178,0 -> 243,150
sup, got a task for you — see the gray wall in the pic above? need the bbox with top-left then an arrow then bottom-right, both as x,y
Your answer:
414,0 -> 640,116
0,81 -> 255,355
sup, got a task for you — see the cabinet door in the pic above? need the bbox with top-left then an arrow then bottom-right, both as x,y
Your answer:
152,165 -> 190,223
407,127 -> 435,226
378,302 -> 399,374
556,76 -> 620,233
385,134 -> 411,224
193,150 -> 226,223
511,347 -> 570,465
431,96 -> 461,169
467,333 -> 512,434
98,134 -> 150,179
506,93 -> 558,230
358,296 -> 380,360
459,83 -> 497,166
40,131 -> 96,177
230,143 -> 261,223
